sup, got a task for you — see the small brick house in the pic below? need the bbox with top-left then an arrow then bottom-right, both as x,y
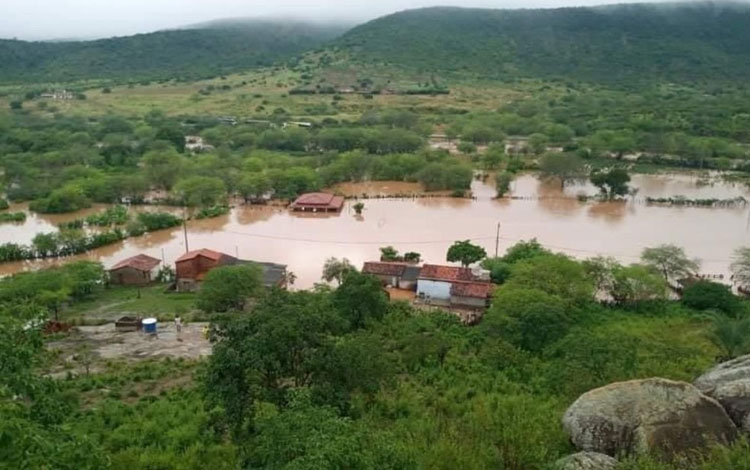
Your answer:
175,248 -> 288,292
108,254 -> 161,286
175,249 -> 237,292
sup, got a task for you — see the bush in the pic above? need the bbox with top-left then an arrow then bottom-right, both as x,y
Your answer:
683,281 -> 740,315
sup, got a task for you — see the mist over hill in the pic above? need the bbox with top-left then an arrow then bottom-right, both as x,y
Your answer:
0,21 -> 346,84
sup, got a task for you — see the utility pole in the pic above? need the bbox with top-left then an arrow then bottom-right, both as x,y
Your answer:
495,222 -> 501,258
182,206 -> 189,253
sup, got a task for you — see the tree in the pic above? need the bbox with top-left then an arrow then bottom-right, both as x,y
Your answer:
379,246 -> 400,262
641,244 -> 699,282
609,264 -> 667,305
483,287 -> 571,353
173,176 -> 227,207
403,252 -> 421,263
353,201 -> 365,214
446,240 -> 487,267
590,168 -> 631,199
9,100 -> 22,110
204,290 -> 345,439
322,257 -> 354,285
142,150 -> 182,190
495,171 -> 513,198
237,172 -> 271,203
502,239 -> 550,265
682,281 -> 740,315
505,253 -> 594,305
730,246 -> 750,287
538,153 -> 586,189
333,271 -> 388,329
481,258 -> 512,284
197,264 -> 263,312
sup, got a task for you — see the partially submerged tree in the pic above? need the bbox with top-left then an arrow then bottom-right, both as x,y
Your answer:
538,152 -> 586,189
446,240 -> 487,267
641,244 -> 699,282
379,246 -> 400,262
590,168 -> 631,199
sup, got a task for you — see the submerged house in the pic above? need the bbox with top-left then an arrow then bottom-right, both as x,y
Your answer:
416,264 -> 492,309
108,254 -> 161,285
175,248 -> 287,292
290,192 -> 344,213
362,262 -> 421,290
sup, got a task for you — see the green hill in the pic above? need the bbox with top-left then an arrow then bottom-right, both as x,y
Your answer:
0,21 -> 346,84
334,2 -> 750,85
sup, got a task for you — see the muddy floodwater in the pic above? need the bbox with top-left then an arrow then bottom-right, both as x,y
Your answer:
2,172 -> 750,288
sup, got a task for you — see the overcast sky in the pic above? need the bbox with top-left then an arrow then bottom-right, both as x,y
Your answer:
0,0 -> 699,40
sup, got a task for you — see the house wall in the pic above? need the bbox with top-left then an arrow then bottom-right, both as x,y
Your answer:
417,279 -> 452,301
176,256 -> 220,281
451,295 -> 488,309
110,267 -> 151,285
399,279 -> 417,290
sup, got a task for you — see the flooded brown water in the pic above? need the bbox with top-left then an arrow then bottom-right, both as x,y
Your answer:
2,173 -> 750,288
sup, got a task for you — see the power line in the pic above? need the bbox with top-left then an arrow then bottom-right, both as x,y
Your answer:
220,229 -> 737,264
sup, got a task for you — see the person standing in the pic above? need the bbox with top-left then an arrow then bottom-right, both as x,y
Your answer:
175,316 -> 182,333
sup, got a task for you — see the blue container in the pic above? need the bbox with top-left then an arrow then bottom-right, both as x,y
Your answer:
142,318 -> 157,334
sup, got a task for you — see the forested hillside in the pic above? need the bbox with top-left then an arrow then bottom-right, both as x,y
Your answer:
334,2 -> 750,85
0,21 -> 345,84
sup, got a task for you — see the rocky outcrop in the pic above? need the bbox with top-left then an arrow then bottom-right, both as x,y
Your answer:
694,354 -> 750,432
555,451 -> 617,470
562,378 -> 737,458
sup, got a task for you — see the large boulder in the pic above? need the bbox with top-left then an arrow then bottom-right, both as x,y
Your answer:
555,451 -> 617,470
562,378 -> 736,458
694,354 -> 750,432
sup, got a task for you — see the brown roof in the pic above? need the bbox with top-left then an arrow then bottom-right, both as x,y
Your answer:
176,248 -> 233,263
110,254 -> 161,272
363,262 -> 407,276
451,282 -> 492,299
291,193 -> 345,210
419,264 -> 476,282
294,192 -> 335,205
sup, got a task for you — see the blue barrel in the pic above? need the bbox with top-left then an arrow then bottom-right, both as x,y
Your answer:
142,318 -> 157,334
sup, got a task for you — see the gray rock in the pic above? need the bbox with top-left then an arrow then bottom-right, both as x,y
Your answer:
694,354 -> 750,432
555,451 -> 617,470
562,378 -> 737,458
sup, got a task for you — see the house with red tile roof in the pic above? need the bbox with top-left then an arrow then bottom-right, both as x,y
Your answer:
109,254 -> 161,285
416,263 -> 492,309
290,192 -> 344,212
362,261 -> 421,290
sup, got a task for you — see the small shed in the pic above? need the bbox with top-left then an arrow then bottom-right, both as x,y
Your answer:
109,254 -> 161,285
290,192 -> 344,212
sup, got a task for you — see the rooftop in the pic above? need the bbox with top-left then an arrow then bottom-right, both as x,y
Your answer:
175,248 -> 234,263
109,254 -> 161,272
363,261 -> 408,277
451,282 -> 492,299
419,264 -> 476,283
290,192 -> 345,210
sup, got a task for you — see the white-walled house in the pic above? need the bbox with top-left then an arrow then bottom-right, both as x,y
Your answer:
416,264 -> 490,306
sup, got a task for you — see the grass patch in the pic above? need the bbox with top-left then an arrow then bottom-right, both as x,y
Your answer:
64,284 -> 198,321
